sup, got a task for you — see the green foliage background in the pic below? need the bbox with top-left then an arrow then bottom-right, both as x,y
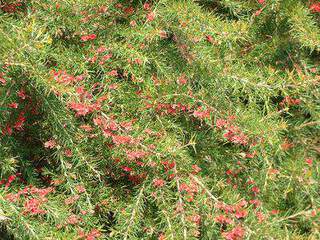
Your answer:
0,0 -> 319,239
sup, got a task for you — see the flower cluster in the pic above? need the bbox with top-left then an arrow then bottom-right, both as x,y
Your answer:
216,118 -> 249,146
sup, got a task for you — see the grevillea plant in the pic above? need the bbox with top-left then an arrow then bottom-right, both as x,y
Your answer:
0,0 -> 319,239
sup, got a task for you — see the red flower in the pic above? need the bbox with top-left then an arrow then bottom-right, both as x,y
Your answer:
2,124 -> 13,136
306,158 -> 313,166
268,168 -> 279,175
8,102 -> 18,109
254,8 -> 263,16
270,209 -> 280,215
81,34 -> 97,41
121,166 -> 132,172
17,89 -> 27,99
158,233 -> 165,240
222,126 -> 248,146
206,35 -> 214,43
23,198 -> 47,215
124,7 -> 134,15
245,151 -> 256,159
14,113 -> 26,130
53,70 -> 83,84
258,0 -> 265,4
251,186 -> 260,194
5,175 -> 17,189
281,139 -> 294,151
189,214 -> 201,225
310,3 -> 320,13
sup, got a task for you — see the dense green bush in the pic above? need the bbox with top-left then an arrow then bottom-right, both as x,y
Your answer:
0,0 -> 319,239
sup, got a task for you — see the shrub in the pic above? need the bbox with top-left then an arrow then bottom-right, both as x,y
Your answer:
0,0 -> 319,239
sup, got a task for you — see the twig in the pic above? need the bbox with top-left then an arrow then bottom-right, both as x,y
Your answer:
190,175 -> 219,202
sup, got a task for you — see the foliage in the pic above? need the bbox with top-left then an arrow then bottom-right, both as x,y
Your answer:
0,0 -> 319,239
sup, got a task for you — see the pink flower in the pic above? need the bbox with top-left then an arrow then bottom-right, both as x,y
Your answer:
192,164 -> 201,174
130,20 -> 137,27
190,214 -> 201,225
214,215 -> 233,225
126,150 -> 147,160
143,3 -> 151,10
64,149 -> 73,157
86,229 -> 101,240
146,11 -> 155,22
64,195 -> 80,205
69,102 -> 92,116
67,214 -> 81,225
216,119 -> 228,129
44,139 -> 57,149
258,0 -> 265,4
112,135 -> 133,145
256,211 -> 265,223
80,125 -> 93,132
153,178 -> 165,187
193,108 -> 210,119
0,73 -> 6,85
177,74 -> 187,85
76,185 -> 86,193
96,46 -> 107,53
222,225 -> 245,240
235,209 -> 248,219
108,70 -> 118,77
